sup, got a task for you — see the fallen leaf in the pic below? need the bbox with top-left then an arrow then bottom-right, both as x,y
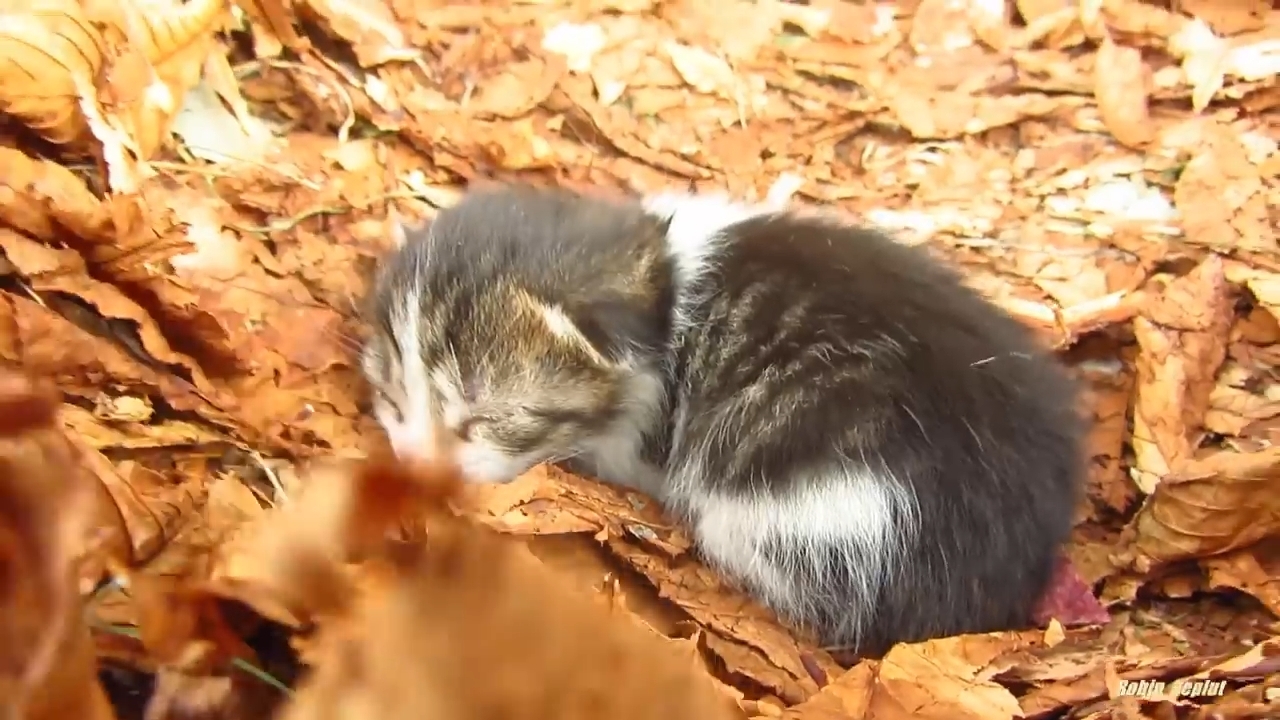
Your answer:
885,91 -> 1087,139
1032,557 -> 1111,628
469,56 -> 567,119
270,456 -> 742,720
1094,36 -> 1153,147
1129,257 -> 1234,493
1201,543 -> 1280,616
779,663 -> 874,719
301,0 -> 420,66
0,369 -> 116,720
1173,124 -> 1273,253
665,42 -> 739,97
1122,447 -> 1280,573
542,22 -> 607,73
868,634 -> 1038,720
1177,0 -> 1269,36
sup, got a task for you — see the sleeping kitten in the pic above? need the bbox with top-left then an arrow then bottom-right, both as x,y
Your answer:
360,184 -> 1085,655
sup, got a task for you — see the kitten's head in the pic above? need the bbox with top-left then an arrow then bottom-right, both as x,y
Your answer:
360,189 -> 670,484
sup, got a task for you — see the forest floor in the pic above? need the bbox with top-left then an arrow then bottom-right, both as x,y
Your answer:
0,1 -> 1277,719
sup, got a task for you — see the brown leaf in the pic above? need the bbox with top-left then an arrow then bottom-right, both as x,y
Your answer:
1094,36 -> 1153,148
468,464 -> 692,553
780,663 -> 875,719
76,0 -> 232,175
1203,358 -> 1280,442
886,91 -> 1086,140
1201,542 -> 1280,616
270,456 -> 741,720
784,634 -> 1039,720
303,0 -> 420,66
1078,353 -> 1138,517
880,634 -> 1041,718
470,464 -> 836,704
907,0 -> 979,55
665,42 -> 740,97
1130,257 -> 1234,492
0,148 -> 117,244
102,178 -> 367,452
548,76 -> 713,179
608,533 -> 839,704
1173,126 -> 1273,254
470,56 -> 568,119
1122,447 -> 1280,572
0,0 -> 106,148
1013,0 -> 1086,49
1176,0 -> 1269,36
0,227 -> 239,414
0,368 -> 116,720
233,0 -> 310,55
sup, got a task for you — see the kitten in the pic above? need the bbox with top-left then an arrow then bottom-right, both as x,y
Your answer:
360,184 -> 1085,655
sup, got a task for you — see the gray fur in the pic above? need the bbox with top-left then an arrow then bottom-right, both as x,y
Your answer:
361,184 -> 1086,655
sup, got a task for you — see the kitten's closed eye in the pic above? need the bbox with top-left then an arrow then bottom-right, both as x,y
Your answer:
524,406 -> 595,425
479,414 -> 555,452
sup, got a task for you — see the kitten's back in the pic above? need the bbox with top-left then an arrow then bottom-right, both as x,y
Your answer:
662,208 -> 1084,653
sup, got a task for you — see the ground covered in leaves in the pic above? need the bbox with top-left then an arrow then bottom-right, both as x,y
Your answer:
0,0 -> 1277,719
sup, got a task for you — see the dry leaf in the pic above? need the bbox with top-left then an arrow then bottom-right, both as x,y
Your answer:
469,56 -> 567,119
1122,447 -> 1280,573
0,369 -> 116,720
1130,257 -> 1234,492
1176,0 -> 1269,36
0,2 -> 1274,718
1094,36 -> 1153,147
264,457 -> 742,720
665,42 -> 739,97
302,0 -> 420,66
1173,125 -> 1273,253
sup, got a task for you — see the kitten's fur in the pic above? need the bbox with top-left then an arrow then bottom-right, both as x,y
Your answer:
361,185 -> 1085,655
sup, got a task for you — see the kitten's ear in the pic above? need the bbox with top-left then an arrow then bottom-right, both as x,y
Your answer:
391,221 -> 408,248
543,297 -> 662,367
387,207 -> 434,249
388,207 -> 410,249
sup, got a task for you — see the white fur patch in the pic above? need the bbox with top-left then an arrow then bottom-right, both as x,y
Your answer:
535,301 -> 608,366
455,443 -> 547,484
378,274 -> 437,459
372,240 -> 464,464
680,466 -> 917,644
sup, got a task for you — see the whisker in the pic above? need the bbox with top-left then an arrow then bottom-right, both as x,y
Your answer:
543,449 -> 584,465
318,324 -> 369,355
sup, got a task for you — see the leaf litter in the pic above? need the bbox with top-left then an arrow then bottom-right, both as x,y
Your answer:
0,0 -> 1277,718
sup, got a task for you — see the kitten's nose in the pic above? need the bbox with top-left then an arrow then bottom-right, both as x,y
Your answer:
388,431 -> 434,461
388,422 -> 461,464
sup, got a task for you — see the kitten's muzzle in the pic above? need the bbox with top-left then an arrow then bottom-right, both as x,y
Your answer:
387,430 -> 535,486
